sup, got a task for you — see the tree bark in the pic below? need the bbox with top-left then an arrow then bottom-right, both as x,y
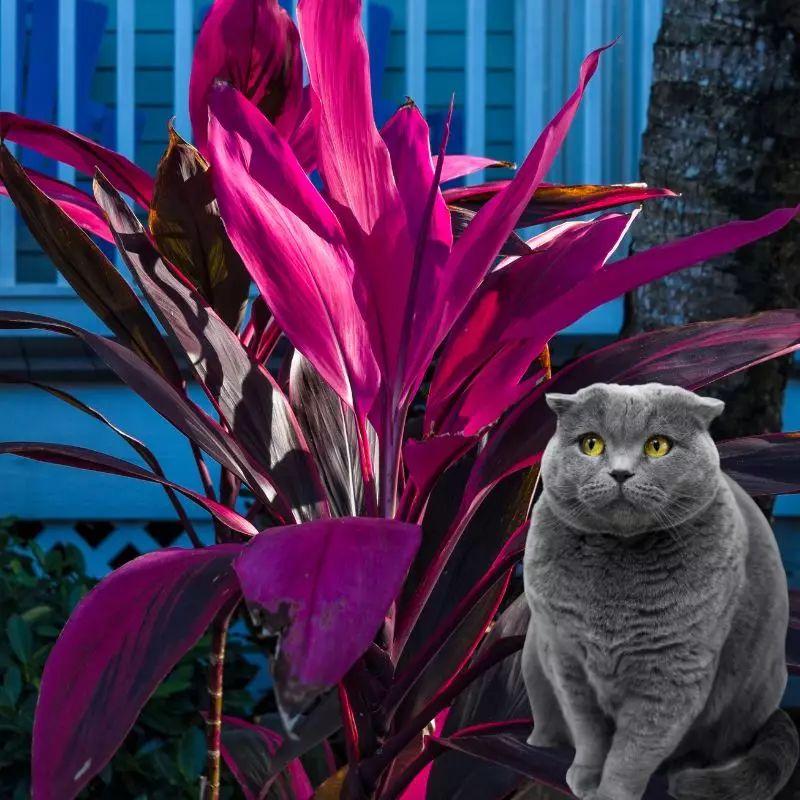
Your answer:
623,0 -> 800,516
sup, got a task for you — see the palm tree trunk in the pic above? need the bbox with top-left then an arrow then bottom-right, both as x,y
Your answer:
623,0 -> 800,516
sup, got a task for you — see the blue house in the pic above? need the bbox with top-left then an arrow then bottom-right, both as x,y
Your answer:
1,0 -> 799,615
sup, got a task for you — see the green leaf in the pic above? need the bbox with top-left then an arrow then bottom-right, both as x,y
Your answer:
28,540 -> 46,569
21,605 -> 52,624
43,548 -> 64,575
177,726 -> 206,783
2,665 -> 21,707
6,615 -> 32,664
67,583 -> 86,613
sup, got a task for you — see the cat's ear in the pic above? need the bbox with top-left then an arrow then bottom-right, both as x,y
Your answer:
689,394 -> 725,428
546,393 -> 578,417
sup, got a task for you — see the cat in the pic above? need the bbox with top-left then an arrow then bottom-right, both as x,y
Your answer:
522,382 -> 798,800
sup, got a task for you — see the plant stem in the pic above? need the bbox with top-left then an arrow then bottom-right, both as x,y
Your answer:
204,598 -> 239,800
355,414 -> 378,517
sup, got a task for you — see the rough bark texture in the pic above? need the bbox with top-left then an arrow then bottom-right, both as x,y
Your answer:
623,0 -> 800,516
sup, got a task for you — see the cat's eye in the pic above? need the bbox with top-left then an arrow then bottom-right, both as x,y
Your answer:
579,433 -> 605,457
644,435 -> 672,458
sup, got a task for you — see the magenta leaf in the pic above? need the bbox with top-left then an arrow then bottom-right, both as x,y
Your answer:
0,166 -> 112,241
298,0 -> 417,396
0,442 -> 257,536
206,715 -> 313,800
427,212 -> 636,434
717,432 -> 800,496
32,546 -> 243,799
403,433 -> 477,508
0,310 -> 279,507
189,0 -> 303,152
207,83 -> 380,423
94,172 -> 328,523
408,43 -> 613,388
234,517 -> 421,727
0,111 -> 153,208
442,180 -> 676,228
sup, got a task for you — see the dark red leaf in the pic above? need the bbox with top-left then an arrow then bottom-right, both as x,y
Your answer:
0,442 -> 257,536
95,172 -> 326,523
0,145 -> 181,386
32,546 -> 243,799
148,124 -> 251,332
0,311 -> 279,507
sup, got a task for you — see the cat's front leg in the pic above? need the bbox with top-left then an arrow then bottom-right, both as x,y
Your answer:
522,618 -> 569,749
549,657 -> 612,799
591,689 -> 706,800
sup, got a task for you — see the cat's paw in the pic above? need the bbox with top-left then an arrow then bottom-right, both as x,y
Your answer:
526,728 -> 562,749
566,763 -> 603,798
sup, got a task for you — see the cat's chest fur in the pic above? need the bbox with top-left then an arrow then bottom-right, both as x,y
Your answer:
524,481 -> 746,706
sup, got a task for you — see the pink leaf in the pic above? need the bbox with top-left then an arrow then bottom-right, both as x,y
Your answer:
440,155 -> 514,184
0,168 -> 113,242
298,0 -> 415,388
408,43 -> 614,386
234,517 -> 421,727
32,546 -> 243,799
426,211 -> 636,433
189,0 -> 304,153
207,83 -> 379,422
0,112 -> 153,208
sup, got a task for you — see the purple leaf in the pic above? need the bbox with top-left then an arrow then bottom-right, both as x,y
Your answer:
189,0 -> 304,153
408,43 -> 613,389
403,434 -> 477,508
0,145 -> 181,388
94,172 -> 327,523
717,432 -> 800,496
0,442 -> 257,536
207,83 -> 380,423
448,205 -> 532,258
0,166 -> 112,241
32,546 -> 243,799
788,590 -> 800,675
234,517 -> 421,727
442,180 -> 676,228
209,715 -> 313,800
0,111 -> 153,208
0,311 -> 279,507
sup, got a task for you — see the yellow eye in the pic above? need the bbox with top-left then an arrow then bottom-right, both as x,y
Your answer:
579,434 -> 605,457
644,435 -> 672,458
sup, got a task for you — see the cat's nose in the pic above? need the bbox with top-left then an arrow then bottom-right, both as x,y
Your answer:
609,469 -> 634,484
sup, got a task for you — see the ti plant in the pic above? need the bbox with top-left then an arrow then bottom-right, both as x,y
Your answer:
2,1 -> 800,799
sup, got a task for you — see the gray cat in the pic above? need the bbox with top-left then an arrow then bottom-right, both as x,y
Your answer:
522,382 -> 798,800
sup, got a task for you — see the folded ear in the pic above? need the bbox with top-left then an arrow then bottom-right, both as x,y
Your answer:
689,394 -> 725,428
545,392 -> 578,417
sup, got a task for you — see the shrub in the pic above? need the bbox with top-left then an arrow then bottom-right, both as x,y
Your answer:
2,0 -> 800,798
